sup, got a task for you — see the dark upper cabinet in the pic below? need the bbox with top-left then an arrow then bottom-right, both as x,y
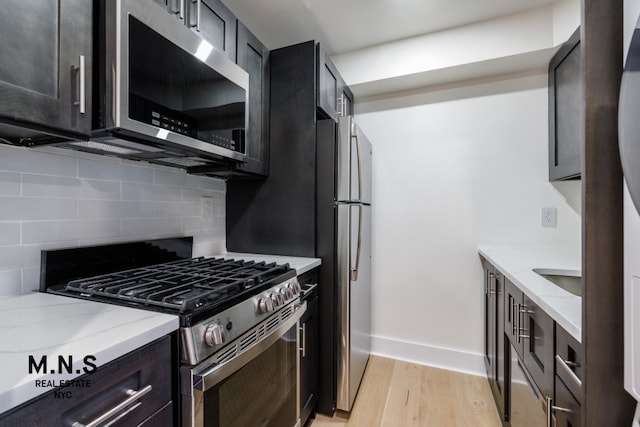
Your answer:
187,0 -> 236,60
155,0 -> 236,60
317,45 -> 351,121
549,27 -> 582,181
0,0 -> 92,143
234,21 -> 270,177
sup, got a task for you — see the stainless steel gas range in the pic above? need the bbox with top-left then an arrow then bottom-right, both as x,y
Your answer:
41,237 -> 306,427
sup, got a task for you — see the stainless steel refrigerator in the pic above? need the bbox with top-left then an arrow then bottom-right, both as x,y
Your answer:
318,116 -> 372,413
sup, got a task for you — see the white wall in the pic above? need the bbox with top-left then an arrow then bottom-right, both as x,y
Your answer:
0,145 -> 226,295
355,72 -> 581,374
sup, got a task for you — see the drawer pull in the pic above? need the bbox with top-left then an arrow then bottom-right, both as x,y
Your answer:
71,385 -> 152,427
301,283 -> 318,298
556,354 -> 582,389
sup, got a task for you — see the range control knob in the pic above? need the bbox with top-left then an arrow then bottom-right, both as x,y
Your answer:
204,324 -> 224,346
258,297 -> 274,314
272,292 -> 285,307
289,281 -> 302,295
282,286 -> 294,300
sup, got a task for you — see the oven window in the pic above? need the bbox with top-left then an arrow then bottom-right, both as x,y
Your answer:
203,325 -> 298,427
128,16 -> 246,153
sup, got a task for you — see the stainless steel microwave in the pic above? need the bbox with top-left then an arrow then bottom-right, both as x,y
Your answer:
72,0 -> 249,167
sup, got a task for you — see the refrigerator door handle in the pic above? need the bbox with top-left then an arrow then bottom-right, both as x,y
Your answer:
351,205 -> 362,281
352,120 -> 363,202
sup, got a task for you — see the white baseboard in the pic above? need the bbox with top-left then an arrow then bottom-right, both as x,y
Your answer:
371,335 -> 486,377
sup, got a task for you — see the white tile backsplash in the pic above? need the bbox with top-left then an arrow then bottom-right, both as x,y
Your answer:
0,172 -> 20,196
122,182 -> 183,202
78,157 -> 155,183
0,145 -> 77,176
0,270 -> 22,296
22,219 -> 123,244
0,223 -> 20,246
0,145 -> 226,294
0,197 -> 77,221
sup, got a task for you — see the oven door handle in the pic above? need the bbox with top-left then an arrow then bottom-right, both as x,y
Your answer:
192,301 -> 307,392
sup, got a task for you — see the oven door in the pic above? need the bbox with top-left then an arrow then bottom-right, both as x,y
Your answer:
182,301 -> 306,427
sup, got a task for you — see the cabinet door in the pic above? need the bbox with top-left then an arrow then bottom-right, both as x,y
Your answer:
0,0 -> 92,138
555,324 -> 582,403
235,21 -> 270,177
554,376 -> 581,427
188,0 -> 236,60
483,263 -> 506,420
300,294 -> 319,425
317,45 -> 341,121
549,27 -> 581,181
522,295 -> 555,399
340,84 -> 354,117
504,278 -> 523,354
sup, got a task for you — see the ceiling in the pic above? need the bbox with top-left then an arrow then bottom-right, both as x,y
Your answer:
225,0 -> 561,55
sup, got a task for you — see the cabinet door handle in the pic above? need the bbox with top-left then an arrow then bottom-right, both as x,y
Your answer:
301,282 -> 318,298
517,303 -> 530,343
72,55 -> 86,114
337,94 -> 345,116
556,354 -> 582,389
190,0 -> 201,31
487,272 -> 497,295
71,385 -> 152,427
299,323 -> 307,358
511,299 -> 518,336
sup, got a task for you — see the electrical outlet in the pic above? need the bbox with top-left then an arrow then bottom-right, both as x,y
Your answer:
541,207 -> 557,228
202,197 -> 214,218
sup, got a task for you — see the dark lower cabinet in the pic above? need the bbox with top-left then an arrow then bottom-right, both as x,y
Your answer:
554,375 -> 581,427
553,324 -> 583,427
299,269 -> 319,426
486,256 -> 585,427
0,336 -> 175,426
521,294 -> 555,400
0,0 -> 92,143
481,257 -> 506,421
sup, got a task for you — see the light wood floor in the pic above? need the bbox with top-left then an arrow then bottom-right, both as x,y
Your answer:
310,356 -> 502,427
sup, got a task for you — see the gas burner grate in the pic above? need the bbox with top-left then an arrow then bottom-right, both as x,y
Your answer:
64,257 -> 294,313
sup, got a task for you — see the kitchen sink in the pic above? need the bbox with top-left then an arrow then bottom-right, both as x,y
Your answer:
532,268 -> 582,297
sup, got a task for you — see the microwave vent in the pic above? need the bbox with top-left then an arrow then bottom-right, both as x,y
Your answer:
158,157 -> 210,167
68,141 -> 143,155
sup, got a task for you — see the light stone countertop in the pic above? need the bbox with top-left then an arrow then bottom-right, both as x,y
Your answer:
478,245 -> 581,342
0,293 -> 178,415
